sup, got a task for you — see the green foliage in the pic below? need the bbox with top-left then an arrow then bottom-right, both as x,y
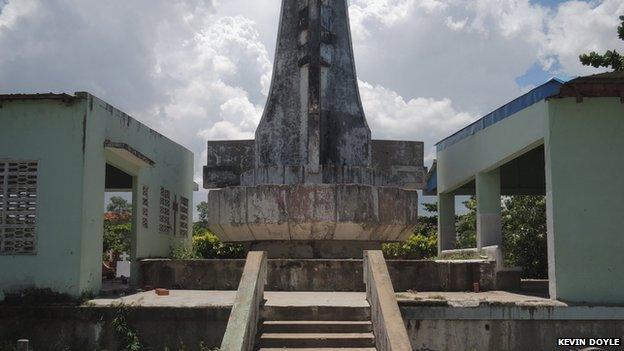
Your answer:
579,15 -> 624,71
455,196 -> 477,248
502,196 -> 548,279
193,228 -> 246,259
382,233 -> 437,260
112,306 -> 142,351
107,196 -> 132,214
168,200 -> 247,259
382,203 -> 438,260
453,195 -> 548,278
103,220 -> 131,256
170,243 -> 200,259
103,196 -> 132,259
193,201 -> 210,232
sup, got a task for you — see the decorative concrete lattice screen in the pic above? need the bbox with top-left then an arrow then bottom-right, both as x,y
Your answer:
0,161 -> 38,255
179,196 -> 189,237
141,185 -> 149,229
159,187 -> 171,234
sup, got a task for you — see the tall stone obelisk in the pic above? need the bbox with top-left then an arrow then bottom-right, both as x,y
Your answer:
255,0 -> 371,175
203,0 -> 426,258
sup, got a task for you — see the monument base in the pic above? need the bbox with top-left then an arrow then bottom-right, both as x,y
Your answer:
207,184 -> 418,243
246,240 -> 382,259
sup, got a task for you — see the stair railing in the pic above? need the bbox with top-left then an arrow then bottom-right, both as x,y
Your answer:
220,251 -> 267,351
363,250 -> 412,351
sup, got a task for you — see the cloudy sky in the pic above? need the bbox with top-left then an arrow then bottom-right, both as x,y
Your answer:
1,0 -> 622,214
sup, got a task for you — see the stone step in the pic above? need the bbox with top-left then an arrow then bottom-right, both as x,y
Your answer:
261,320 -> 372,333
261,306 -> 371,321
258,333 -> 375,348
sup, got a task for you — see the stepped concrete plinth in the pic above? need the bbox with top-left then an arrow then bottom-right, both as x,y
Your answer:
203,0 -> 425,257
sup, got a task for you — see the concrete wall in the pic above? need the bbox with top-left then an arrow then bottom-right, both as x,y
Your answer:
0,98 -> 87,297
403,305 -> 624,351
89,95 -> 194,285
140,259 -> 497,292
0,94 -> 194,297
545,98 -> 624,303
0,305 -> 230,351
1,304 -> 623,351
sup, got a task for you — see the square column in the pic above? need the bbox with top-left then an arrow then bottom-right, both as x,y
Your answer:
438,192 -> 456,254
476,169 -> 501,250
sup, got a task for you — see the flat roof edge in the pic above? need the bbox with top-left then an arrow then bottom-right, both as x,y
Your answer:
0,93 -> 82,102
436,78 -> 563,152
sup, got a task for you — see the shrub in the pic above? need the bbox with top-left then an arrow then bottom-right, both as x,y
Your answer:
170,244 -> 200,259
191,228 -> 246,259
382,233 -> 438,260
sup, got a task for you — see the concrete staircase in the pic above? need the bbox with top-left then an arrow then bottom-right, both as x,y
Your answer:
257,305 -> 376,350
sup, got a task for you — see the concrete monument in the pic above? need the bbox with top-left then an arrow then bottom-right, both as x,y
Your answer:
203,0 -> 426,257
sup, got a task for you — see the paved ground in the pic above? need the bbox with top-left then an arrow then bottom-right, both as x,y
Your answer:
88,290 -> 562,308
395,290 -> 565,307
89,290 -> 237,307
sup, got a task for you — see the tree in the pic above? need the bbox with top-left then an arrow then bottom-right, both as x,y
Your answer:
579,15 -> 624,71
455,196 -> 477,248
107,196 -> 132,214
502,196 -> 547,279
103,196 -> 132,259
194,201 -> 210,232
453,195 -> 548,278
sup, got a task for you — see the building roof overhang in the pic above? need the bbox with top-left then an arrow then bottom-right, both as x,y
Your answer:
104,140 -> 155,168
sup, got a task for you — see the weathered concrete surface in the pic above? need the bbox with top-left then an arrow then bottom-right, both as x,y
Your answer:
207,184 -> 418,244
396,290 -> 561,307
0,305 -> 231,351
221,251 -> 267,351
3,292 -> 624,351
249,240 -> 382,259
405,319 -> 624,351
90,290 -> 237,307
206,140 -> 426,189
202,0 -> 426,253
364,251 -> 412,351
204,140 -> 255,188
140,259 -> 498,292
91,291 -> 368,308
371,140 -> 426,189
255,0 -> 371,169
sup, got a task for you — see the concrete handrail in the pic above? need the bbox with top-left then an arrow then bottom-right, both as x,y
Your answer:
220,251 -> 267,351
364,250 -> 412,351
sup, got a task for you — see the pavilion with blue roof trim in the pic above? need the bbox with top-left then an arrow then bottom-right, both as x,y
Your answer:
429,71 -> 624,304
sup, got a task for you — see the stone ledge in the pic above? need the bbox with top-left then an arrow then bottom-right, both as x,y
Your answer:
207,184 -> 418,243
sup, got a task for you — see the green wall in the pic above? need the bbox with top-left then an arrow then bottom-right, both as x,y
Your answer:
545,98 -> 624,303
0,99 -> 87,296
0,94 -> 194,297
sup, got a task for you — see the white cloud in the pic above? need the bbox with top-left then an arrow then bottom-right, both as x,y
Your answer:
540,0 -> 624,75
359,81 -> 475,161
1,0 -> 622,215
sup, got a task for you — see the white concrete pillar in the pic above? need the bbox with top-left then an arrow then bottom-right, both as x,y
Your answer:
476,169 -> 501,250
438,192 -> 456,255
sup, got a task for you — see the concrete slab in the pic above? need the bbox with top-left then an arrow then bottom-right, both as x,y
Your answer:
87,291 -> 369,308
87,290 -> 571,309
396,290 -> 565,307
88,290 -> 237,307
